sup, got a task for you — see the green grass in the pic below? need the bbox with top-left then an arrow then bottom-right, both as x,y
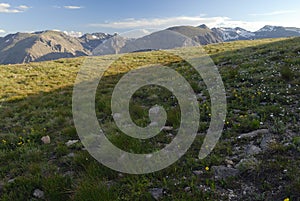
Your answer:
0,37 -> 299,200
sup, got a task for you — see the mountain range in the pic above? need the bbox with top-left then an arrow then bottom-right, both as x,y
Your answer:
1,25 -> 300,64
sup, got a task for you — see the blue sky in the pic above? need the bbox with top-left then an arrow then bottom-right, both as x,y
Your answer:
0,0 -> 300,37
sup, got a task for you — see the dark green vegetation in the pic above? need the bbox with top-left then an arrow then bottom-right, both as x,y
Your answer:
0,38 -> 299,200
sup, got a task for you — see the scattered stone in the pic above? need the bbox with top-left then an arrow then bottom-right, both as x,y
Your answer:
193,170 -> 204,175
65,140 -> 79,147
245,145 -> 262,156
184,186 -> 191,192
219,61 -> 232,66
8,179 -> 15,183
33,189 -> 45,199
228,189 -> 237,200
149,188 -> 164,200
225,159 -> 234,167
241,184 -> 257,196
236,158 -> 259,172
149,122 -> 158,127
67,152 -> 75,158
167,133 -> 174,138
211,166 -> 239,179
260,134 -> 275,151
283,142 -> 292,147
149,106 -> 162,115
161,126 -> 173,131
63,171 -> 75,177
112,113 -> 121,119
199,184 -> 211,192
104,180 -> 115,189
233,109 -> 241,114
41,135 -> 51,144
148,94 -> 159,100
238,129 -> 269,139
197,93 -> 207,101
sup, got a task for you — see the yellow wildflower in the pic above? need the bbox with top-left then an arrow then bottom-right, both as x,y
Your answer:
205,166 -> 210,171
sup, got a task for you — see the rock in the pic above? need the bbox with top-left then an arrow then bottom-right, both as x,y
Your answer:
41,135 -> 51,144
67,152 -> 75,158
236,158 -> 259,172
65,140 -> 79,147
225,159 -> 234,165
184,186 -> 191,192
228,189 -> 237,200
260,134 -> 275,151
161,126 -> 173,131
105,180 -> 115,188
245,145 -> 262,156
233,109 -> 241,114
63,171 -> 75,177
112,113 -> 121,119
193,170 -> 204,175
211,166 -> 239,179
149,188 -> 164,200
238,129 -> 269,139
167,133 -> 174,138
149,106 -> 161,115
33,189 -> 45,199
7,179 -> 15,183
196,93 -> 207,100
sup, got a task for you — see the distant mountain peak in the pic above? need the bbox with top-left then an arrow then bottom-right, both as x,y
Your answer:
257,25 -> 279,32
198,24 -> 209,29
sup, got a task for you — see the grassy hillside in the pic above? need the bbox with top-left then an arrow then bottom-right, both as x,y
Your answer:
0,38 -> 299,200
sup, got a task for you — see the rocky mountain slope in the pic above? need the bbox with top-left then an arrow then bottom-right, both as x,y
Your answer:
0,31 -> 91,64
212,27 -> 256,41
254,25 -> 300,39
0,31 -> 112,64
93,29 -> 200,56
1,25 -> 300,64
167,25 -> 223,44
79,32 -> 113,51
213,25 -> 300,41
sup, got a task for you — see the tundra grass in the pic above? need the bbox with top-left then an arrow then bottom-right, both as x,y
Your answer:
0,37 -> 299,200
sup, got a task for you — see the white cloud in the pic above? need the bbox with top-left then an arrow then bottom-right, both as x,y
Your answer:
0,3 -> 29,13
64,6 -> 83,10
17,5 -> 30,10
89,16 -> 215,29
88,16 -> 280,32
249,10 -> 296,16
0,29 -> 5,37
120,29 -> 160,38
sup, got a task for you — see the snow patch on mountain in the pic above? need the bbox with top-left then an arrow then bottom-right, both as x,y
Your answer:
257,25 -> 276,32
213,27 -> 255,41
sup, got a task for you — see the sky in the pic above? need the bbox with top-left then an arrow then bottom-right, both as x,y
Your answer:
0,0 -> 300,37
